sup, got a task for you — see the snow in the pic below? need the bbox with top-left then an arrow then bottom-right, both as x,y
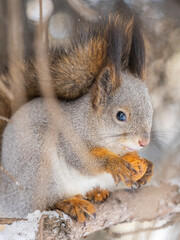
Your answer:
169,177 -> 180,189
0,210 -> 68,240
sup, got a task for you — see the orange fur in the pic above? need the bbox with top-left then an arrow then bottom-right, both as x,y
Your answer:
54,195 -> 95,223
90,148 -> 153,187
86,188 -> 109,202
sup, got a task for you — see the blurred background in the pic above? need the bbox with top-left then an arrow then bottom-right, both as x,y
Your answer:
0,0 -> 180,239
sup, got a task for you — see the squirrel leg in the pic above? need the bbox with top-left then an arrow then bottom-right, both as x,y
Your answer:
54,194 -> 96,223
86,188 -> 109,202
91,148 -> 153,188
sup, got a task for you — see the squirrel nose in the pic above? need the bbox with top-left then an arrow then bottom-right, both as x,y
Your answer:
138,134 -> 150,147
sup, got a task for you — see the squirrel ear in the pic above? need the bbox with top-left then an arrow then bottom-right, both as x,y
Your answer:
91,65 -> 120,110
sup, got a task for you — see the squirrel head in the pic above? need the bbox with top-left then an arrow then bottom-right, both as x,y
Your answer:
91,70 -> 153,155
88,12 -> 151,155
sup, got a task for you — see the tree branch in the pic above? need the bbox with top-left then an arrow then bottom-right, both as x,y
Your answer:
1,182 -> 179,239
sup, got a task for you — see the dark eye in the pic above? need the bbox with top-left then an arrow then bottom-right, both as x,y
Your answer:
116,111 -> 126,122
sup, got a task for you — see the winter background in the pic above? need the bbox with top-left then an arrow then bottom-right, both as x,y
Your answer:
0,0 -> 180,239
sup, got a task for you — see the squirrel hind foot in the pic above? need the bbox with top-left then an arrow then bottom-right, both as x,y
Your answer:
86,188 -> 109,203
54,194 -> 96,223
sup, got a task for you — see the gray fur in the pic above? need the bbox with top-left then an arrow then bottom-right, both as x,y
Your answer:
0,72 -> 153,218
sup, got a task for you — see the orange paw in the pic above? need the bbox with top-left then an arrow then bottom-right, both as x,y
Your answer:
86,188 -> 109,202
91,148 -> 152,187
122,152 -> 148,181
54,195 -> 96,223
122,152 -> 153,188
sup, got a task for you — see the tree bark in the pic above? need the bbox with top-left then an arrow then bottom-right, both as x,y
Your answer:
1,183 -> 179,240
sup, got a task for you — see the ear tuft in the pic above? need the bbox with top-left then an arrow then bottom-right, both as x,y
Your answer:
91,65 -> 120,110
128,19 -> 145,80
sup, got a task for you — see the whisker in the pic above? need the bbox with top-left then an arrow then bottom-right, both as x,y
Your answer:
148,140 -> 165,153
151,135 -> 168,142
148,142 -> 160,152
155,139 -> 168,147
151,129 -> 180,134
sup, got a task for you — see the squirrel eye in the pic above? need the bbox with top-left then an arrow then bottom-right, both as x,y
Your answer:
116,111 -> 126,122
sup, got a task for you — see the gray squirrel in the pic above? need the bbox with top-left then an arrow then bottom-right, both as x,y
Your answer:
0,13 -> 153,223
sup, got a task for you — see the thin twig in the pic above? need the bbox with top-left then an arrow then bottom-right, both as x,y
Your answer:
36,214 -> 46,240
0,80 -> 14,101
0,217 -> 26,225
0,116 -> 13,123
67,0 -> 98,20
0,166 -> 24,191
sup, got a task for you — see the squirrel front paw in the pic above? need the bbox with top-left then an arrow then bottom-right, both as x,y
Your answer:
118,152 -> 153,188
54,194 -> 96,223
91,148 -> 153,188
131,159 -> 154,188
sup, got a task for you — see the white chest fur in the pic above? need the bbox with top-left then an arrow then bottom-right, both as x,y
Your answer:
50,151 -> 115,199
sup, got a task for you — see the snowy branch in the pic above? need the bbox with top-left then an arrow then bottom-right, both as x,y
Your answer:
1,182 -> 180,239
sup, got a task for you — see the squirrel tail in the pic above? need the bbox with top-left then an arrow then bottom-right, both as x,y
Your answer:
23,12 -> 145,101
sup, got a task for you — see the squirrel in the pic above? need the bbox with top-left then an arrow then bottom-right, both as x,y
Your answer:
0,12 -> 153,223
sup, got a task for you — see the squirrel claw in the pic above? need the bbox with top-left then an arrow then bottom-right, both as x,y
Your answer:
131,182 -> 139,190
125,159 -> 154,189
136,159 -> 154,187
54,195 -> 96,223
